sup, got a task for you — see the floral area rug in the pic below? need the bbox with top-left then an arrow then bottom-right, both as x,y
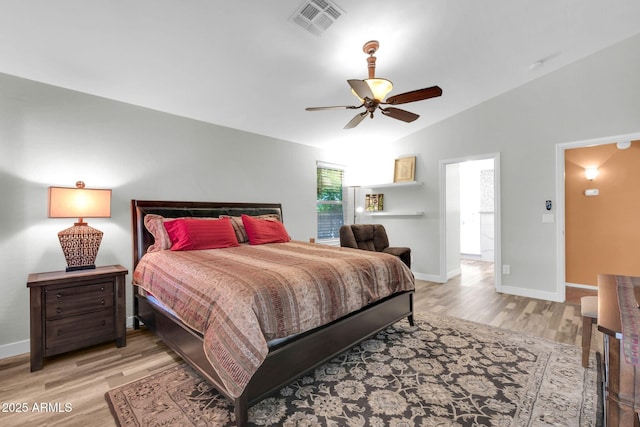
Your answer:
106,313 -> 598,426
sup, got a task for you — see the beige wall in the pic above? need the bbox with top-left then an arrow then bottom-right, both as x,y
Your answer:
565,141 -> 640,286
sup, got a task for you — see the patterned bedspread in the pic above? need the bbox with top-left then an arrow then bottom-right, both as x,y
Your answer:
133,240 -> 415,398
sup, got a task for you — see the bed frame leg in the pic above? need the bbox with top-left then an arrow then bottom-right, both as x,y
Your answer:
234,394 -> 249,427
133,285 -> 140,330
407,292 -> 415,326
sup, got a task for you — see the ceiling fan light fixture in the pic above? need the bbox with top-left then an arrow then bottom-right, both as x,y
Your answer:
351,78 -> 393,101
366,78 -> 393,101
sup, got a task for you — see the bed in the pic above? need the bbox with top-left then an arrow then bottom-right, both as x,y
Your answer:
131,200 -> 415,426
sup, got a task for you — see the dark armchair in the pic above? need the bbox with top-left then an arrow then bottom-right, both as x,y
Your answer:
339,224 -> 411,269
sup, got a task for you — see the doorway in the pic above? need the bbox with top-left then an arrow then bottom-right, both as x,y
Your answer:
440,153 -> 501,291
460,159 -> 495,261
555,131 -> 640,301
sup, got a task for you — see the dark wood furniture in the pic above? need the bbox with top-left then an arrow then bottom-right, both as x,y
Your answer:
131,200 -> 414,427
597,274 -> 640,427
27,265 -> 128,372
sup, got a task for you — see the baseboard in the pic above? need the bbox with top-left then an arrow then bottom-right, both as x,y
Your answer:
414,273 -> 562,301
566,282 -> 598,290
0,339 -> 29,360
500,284 -> 563,302
447,268 -> 461,280
413,272 -> 447,283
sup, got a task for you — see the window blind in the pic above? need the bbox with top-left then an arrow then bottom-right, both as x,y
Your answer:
316,163 -> 344,239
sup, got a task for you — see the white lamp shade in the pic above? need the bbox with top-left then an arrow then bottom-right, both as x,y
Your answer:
48,187 -> 111,218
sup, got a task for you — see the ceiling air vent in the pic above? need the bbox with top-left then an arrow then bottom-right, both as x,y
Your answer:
290,0 -> 345,36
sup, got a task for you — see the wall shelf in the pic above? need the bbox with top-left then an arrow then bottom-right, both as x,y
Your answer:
362,211 -> 424,217
361,181 -> 423,190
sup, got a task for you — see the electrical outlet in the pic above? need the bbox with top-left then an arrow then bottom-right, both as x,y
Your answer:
502,264 -> 511,275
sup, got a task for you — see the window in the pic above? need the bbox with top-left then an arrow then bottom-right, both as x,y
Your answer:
316,163 -> 344,240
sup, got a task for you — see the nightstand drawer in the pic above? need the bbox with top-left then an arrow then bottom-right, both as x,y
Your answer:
45,282 -> 114,319
45,308 -> 114,353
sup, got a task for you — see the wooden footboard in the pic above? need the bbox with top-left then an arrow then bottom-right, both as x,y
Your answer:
135,289 -> 414,426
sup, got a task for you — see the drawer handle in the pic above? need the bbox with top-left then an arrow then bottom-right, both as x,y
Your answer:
100,287 -> 105,292
57,293 -> 62,298
101,299 -> 105,305
56,308 -> 62,314
102,320 -> 106,326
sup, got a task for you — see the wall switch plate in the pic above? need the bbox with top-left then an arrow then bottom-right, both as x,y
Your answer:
585,188 -> 599,196
502,264 -> 510,275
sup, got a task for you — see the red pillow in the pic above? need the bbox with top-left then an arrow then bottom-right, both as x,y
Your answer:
163,218 -> 239,251
241,214 -> 291,245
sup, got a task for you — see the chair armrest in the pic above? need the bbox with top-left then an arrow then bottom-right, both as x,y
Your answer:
383,247 -> 410,257
383,247 -> 412,269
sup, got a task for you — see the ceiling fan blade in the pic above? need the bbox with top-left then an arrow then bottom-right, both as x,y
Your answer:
344,111 -> 368,129
348,79 -> 374,100
306,105 -> 361,111
385,86 -> 442,105
380,107 -> 420,123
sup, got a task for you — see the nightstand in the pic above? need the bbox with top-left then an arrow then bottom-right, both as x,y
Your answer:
27,264 -> 128,371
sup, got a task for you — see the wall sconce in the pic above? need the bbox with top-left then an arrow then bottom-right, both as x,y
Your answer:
48,181 -> 112,271
584,167 -> 599,181
583,167 -> 600,197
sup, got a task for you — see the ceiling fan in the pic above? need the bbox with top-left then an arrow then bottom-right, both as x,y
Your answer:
306,40 -> 442,129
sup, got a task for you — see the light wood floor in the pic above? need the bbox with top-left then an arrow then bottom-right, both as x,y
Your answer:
0,260 -> 600,427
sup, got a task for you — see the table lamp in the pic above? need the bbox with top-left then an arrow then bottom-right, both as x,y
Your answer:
48,181 -> 111,271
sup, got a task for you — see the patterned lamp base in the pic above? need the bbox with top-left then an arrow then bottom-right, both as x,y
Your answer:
57,223 -> 103,272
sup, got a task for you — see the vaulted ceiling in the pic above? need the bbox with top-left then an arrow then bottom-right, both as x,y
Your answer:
2,1 -> 639,148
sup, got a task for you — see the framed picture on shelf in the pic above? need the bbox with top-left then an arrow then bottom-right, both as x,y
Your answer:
365,194 -> 384,211
394,156 -> 416,182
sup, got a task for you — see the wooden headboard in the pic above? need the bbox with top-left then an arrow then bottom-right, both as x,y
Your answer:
130,200 -> 283,269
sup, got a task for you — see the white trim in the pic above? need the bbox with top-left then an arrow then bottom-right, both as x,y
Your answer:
413,271 -> 447,283
438,160 -> 447,283
566,282 -> 598,290
555,131 -> 640,302
362,211 -> 423,217
500,285 -> 563,302
555,145 -> 567,302
361,181 -> 423,189
447,267 -> 462,280
0,339 -> 29,360
439,153 -> 501,291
